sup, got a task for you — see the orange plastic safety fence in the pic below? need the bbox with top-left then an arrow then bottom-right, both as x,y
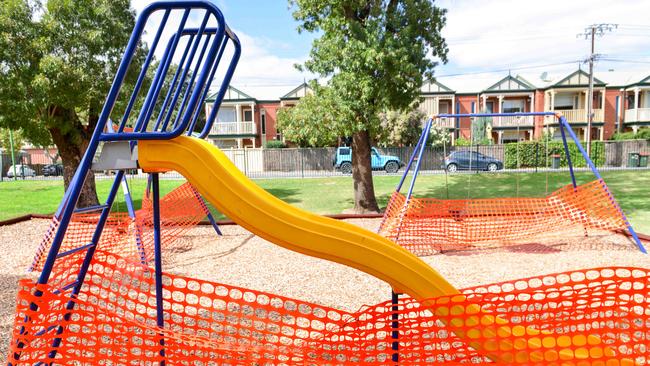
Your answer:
29,212 -> 135,272
9,253 -> 649,365
10,251 -> 351,365
137,182 -> 212,263
30,182 -> 212,271
379,180 -> 630,254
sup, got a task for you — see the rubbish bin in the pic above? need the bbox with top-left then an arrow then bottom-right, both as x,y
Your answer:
628,152 -> 640,168
640,153 -> 649,168
551,154 -> 561,169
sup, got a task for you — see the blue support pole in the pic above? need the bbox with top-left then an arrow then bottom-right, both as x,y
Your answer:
153,34 -> 196,131
152,173 -> 166,364
134,9 -> 190,134
188,37 -> 228,135
558,119 -> 577,189
391,291 -> 400,364
119,9 -> 170,132
405,119 -> 433,202
557,116 -> 647,253
395,117 -> 430,193
172,32 -> 213,130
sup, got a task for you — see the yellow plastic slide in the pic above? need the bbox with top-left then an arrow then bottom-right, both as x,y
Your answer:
138,136 -> 633,365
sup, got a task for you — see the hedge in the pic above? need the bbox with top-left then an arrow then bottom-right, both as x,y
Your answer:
504,141 -> 604,169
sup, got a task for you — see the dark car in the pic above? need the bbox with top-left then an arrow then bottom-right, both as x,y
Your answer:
43,163 -> 64,176
444,151 -> 503,172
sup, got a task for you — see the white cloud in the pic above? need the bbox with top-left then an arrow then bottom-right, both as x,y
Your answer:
129,0 -> 313,89
436,0 -> 650,76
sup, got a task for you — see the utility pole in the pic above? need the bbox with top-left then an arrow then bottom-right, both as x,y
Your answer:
577,23 -> 617,158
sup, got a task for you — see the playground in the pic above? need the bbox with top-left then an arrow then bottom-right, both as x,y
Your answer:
1,1 -> 649,365
0,215 -> 648,362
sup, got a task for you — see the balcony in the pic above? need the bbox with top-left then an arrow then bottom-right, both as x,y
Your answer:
544,109 -> 604,125
624,108 -> 650,123
436,117 -> 455,129
491,115 -> 534,128
209,121 -> 256,136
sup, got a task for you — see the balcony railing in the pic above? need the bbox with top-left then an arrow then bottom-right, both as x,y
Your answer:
436,117 -> 455,129
544,109 -> 603,124
209,121 -> 256,135
624,108 -> 650,123
491,115 -> 534,128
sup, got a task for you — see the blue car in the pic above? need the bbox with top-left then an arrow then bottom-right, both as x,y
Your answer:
334,147 -> 404,174
444,151 -> 503,172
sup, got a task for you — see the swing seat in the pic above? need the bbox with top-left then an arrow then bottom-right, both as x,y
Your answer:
379,179 -> 631,254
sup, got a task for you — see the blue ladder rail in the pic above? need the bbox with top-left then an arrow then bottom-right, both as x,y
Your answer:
10,2 -> 241,364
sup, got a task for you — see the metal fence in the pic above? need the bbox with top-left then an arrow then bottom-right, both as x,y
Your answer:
1,140 -> 649,182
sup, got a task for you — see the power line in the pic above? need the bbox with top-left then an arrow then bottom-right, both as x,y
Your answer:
435,60 -> 581,77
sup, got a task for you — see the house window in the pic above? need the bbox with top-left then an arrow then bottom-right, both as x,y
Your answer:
261,111 -> 266,134
503,99 -> 524,113
471,101 -> 475,113
276,133 -> 282,141
216,108 -> 235,122
553,94 -> 574,110
243,110 -> 252,122
486,102 -> 494,113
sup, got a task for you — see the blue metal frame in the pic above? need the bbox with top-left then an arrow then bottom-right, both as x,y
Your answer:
394,112 -> 647,254
11,2 -> 241,364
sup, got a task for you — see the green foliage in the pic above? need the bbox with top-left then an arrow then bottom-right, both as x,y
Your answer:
504,141 -> 605,168
376,109 -> 425,147
471,115 -> 493,144
611,128 -> 650,141
0,0 -> 140,144
264,140 -> 287,149
455,137 -> 471,146
428,124 -> 451,148
276,85 -> 341,147
290,0 -> 447,134
0,128 -> 25,157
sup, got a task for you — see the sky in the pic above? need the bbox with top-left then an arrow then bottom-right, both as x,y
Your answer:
129,0 -> 650,90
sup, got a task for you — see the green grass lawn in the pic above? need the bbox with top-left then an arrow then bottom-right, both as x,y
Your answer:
1,171 -> 649,233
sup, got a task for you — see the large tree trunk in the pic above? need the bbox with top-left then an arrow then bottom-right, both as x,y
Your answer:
351,129 -> 380,213
49,108 -> 100,209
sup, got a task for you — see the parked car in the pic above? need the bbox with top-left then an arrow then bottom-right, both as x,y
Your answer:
444,151 -> 503,172
43,163 -> 64,176
6,164 -> 36,178
334,147 -> 404,174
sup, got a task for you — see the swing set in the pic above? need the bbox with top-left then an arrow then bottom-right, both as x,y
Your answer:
380,112 -> 647,255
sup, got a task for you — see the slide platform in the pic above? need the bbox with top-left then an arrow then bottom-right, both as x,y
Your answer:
138,136 -> 634,365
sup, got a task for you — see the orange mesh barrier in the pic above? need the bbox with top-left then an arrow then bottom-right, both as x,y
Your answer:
9,253 -> 649,365
29,213 -> 135,272
30,182 -> 212,271
379,180 -> 630,254
136,182 -> 212,263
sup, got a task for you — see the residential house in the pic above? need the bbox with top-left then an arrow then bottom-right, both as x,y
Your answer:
622,74 -> 650,133
542,69 -> 607,141
480,75 -> 536,143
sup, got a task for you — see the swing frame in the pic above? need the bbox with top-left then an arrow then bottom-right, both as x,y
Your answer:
393,112 -> 647,253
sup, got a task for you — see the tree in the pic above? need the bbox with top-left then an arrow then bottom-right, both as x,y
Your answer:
290,0 -> 448,213
276,84 -> 342,147
376,108 -> 425,147
0,0 -> 140,207
0,128 -> 25,159
470,110 -> 494,145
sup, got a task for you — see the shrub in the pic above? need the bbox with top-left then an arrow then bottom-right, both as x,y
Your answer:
504,141 -> 605,168
611,128 -> 650,141
455,137 -> 471,146
264,140 -> 287,148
